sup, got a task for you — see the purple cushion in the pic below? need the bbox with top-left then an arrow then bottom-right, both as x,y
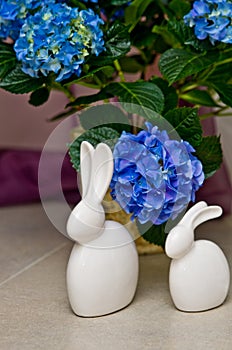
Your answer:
0,149 -> 80,206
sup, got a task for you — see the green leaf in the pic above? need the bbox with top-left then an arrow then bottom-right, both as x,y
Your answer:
49,108 -> 78,122
64,66 -> 114,86
69,0 -> 87,9
119,56 -> 144,73
0,64 -> 44,94
206,63 -> 232,84
29,87 -> 50,106
137,221 -> 167,248
164,107 -> 202,147
91,22 -> 131,66
167,20 -> 213,51
69,81 -> 165,119
168,0 -> 191,18
0,42 -> 17,80
105,81 -> 165,117
152,25 -> 179,47
79,104 -> 130,133
150,77 -> 178,114
195,136 -> 222,178
159,49 -> 216,84
69,127 -> 120,172
125,0 -> 154,28
180,89 -> 219,107
211,83 -> 232,107
110,0 -> 130,4
68,89 -> 109,107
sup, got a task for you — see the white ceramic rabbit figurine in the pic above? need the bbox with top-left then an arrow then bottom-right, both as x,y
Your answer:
165,201 -> 230,312
66,141 -> 139,317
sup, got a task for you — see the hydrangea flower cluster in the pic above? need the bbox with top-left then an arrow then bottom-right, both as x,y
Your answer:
110,123 -> 204,225
184,0 -> 232,44
14,2 -> 105,82
81,0 -> 98,3
0,0 -> 42,41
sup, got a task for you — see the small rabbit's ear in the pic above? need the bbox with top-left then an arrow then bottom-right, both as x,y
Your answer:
91,143 -> 114,203
80,141 -> 94,198
179,201 -> 208,226
192,205 -> 223,230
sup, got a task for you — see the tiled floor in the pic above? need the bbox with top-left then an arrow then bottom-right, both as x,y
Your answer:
1,203 -> 232,350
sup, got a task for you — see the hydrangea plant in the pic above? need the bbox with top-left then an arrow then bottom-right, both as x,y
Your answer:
110,123 -> 204,225
14,3 -> 105,81
1,0 -> 231,247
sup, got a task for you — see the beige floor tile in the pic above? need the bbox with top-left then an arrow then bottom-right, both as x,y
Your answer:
0,204 -> 68,284
0,205 -> 232,349
0,242 -> 231,350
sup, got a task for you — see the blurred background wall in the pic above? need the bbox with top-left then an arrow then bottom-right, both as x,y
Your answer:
217,118 -> 232,183
0,90 -> 73,151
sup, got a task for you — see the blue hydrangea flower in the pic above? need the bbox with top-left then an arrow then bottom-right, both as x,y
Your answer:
81,0 -> 99,3
184,0 -> 232,44
110,123 -> 204,225
14,2 -> 105,82
0,0 -> 43,41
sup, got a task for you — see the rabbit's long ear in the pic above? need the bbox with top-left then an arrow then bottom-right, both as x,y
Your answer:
179,201 -> 208,226
90,143 -> 114,203
192,205 -> 223,230
80,141 -> 94,198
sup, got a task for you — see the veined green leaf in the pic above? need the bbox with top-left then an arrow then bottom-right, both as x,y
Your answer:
159,49 -> 216,84
107,81 -> 164,117
150,77 -> 178,114
69,81 -> 165,119
164,107 -> 202,147
69,127 -> 120,172
90,22 -> 131,66
0,64 -> 44,94
0,42 -> 17,80
64,66 -> 114,87
180,89 -> 219,107
211,83 -> 232,108
195,136 -> 222,178
79,104 -> 130,131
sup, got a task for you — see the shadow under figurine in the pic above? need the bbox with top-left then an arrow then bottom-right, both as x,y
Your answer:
165,201 -> 230,312
66,141 -> 139,317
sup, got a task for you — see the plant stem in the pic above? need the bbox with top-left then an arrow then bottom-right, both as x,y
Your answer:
199,107 -> 232,120
114,59 -> 126,82
51,82 -> 76,102
180,83 -> 200,94
93,74 -> 104,88
214,56 -> 232,68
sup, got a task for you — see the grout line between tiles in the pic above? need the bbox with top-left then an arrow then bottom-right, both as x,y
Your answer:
0,242 -> 70,288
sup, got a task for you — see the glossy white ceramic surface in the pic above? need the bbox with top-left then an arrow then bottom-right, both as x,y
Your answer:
67,221 -> 139,317
165,202 -> 230,312
169,240 -> 230,312
66,141 -> 139,317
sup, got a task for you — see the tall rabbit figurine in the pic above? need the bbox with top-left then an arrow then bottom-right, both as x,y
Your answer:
165,201 -> 230,312
66,141 -> 139,317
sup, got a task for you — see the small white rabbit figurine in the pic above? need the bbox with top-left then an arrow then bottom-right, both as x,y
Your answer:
66,141 -> 139,317
165,201 -> 230,312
